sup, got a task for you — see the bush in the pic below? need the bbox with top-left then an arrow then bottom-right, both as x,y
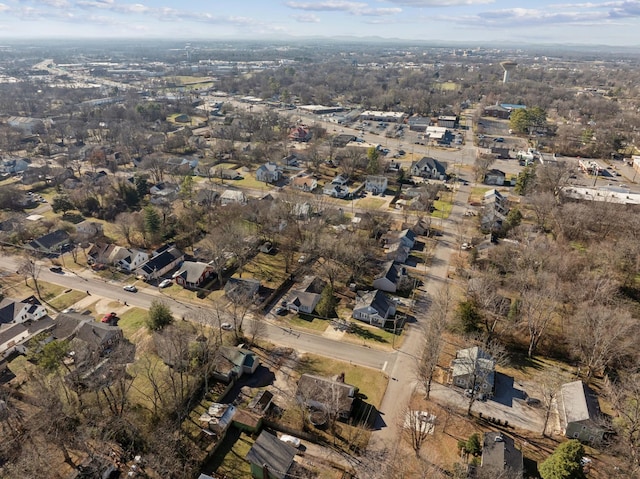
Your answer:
147,300 -> 174,331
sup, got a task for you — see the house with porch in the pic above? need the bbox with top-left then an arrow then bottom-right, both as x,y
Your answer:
172,261 -> 214,289
291,175 -> 317,192
352,290 -> 396,327
287,276 -> 326,315
136,244 -> 184,281
0,298 -> 48,327
255,162 -> 282,183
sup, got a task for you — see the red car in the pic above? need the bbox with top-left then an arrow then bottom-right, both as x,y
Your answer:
101,312 -> 117,323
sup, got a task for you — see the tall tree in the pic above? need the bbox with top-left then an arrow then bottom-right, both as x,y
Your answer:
539,440 -> 586,479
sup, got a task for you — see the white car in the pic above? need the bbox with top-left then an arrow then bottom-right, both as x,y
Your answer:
280,435 -> 301,448
220,322 -> 233,331
158,279 -> 173,288
123,285 -> 138,292
298,255 -> 306,263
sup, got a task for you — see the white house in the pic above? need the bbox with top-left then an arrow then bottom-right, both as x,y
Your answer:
255,162 -> 282,183
0,298 -> 48,326
220,189 -> 246,205
352,290 -> 396,327
291,175 -> 317,192
117,249 -> 149,272
323,183 -> 349,198
365,176 -> 388,194
372,261 -> 407,293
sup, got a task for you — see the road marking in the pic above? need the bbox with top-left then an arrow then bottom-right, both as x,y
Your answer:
382,361 -> 387,372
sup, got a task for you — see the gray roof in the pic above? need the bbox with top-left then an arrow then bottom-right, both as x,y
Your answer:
412,156 -> 446,174
245,431 -> 297,479
289,291 -> 320,310
356,289 -> 394,316
376,261 -> 404,284
452,347 -> 496,381
174,261 -> 212,283
481,432 -> 523,475
561,380 -> 602,424
139,247 -> 183,274
28,229 -> 70,251
296,373 -> 356,417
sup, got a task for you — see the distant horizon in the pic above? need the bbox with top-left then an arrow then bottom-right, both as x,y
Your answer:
1,0 -> 640,48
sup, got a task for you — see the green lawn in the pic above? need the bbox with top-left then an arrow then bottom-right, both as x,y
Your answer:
356,197 -> 386,210
469,186 -> 491,204
242,252 -> 289,289
210,430 -> 254,479
431,199 -> 454,219
288,314 -> 329,332
234,175 -> 273,190
48,290 -> 88,311
343,321 -> 403,351
295,353 -> 389,408
118,307 -> 148,339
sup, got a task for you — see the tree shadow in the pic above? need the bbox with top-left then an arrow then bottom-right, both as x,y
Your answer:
508,352 -> 545,372
347,322 -> 389,343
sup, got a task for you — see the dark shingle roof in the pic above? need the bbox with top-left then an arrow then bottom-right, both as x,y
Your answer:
481,432 -> 523,474
245,431 -> 297,479
29,229 -> 70,251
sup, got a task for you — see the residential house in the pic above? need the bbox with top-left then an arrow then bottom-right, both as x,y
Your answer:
480,432 -> 523,478
0,317 -> 54,359
288,125 -> 312,142
172,261 -> 214,289
451,346 -> 495,396
214,168 -> 243,180
212,345 -> 260,383
384,242 -> 411,263
410,217 -> 431,236
482,189 -> 510,231
287,276 -> 326,315
136,244 -> 184,281
53,312 -> 123,359
410,157 -> 447,180
352,290 -> 396,327
27,229 -> 70,255
246,431 -> 297,479
491,147 -> 511,160
224,277 -> 261,303
149,182 -> 179,205
220,189 -> 246,205
331,174 -> 349,186
166,157 -> 198,174
255,162 -> 282,183
75,220 -> 103,241
365,175 -> 388,194
0,157 -> 30,176
484,169 -> 506,186
88,243 -> 128,266
559,380 -> 606,443
195,189 -> 220,207
199,403 -> 237,440
0,298 -> 48,326
283,154 -> 300,166
296,373 -> 358,421
117,248 -> 149,272
323,183 -> 348,198
373,261 -> 407,293
291,175 -> 317,192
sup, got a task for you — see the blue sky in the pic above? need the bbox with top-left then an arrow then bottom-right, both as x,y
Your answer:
0,0 -> 639,45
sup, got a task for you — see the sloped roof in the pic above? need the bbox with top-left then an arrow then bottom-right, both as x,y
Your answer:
139,247 -> 183,274
245,431 -> 296,479
561,380 -> 602,424
412,156 -> 446,174
173,261 -> 212,283
355,289 -> 394,316
482,432 -> 523,474
296,373 -> 356,417
452,346 -> 496,379
29,229 -> 69,250
376,261 -> 404,284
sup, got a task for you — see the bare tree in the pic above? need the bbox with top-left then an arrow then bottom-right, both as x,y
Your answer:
605,371 -> 640,476
473,153 -> 494,182
540,376 -> 563,437
403,406 -> 435,457
569,305 -> 636,381
17,258 -> 42,299
416,287 -> 449,399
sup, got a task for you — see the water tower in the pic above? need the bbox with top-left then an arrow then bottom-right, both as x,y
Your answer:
500,61 -> 517,83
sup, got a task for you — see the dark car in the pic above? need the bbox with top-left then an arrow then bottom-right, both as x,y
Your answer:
49,266 -> 63,273
275,306 -> 287,315
494,137 -> 504,143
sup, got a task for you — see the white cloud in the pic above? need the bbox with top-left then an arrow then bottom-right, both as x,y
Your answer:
386,0 -> 493,5
291,13 -> 321,22
286,0 -> 400,15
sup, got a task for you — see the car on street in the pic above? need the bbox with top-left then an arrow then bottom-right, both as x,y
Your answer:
123,285 -> 138,292
220,322 -> 233,331
493,137 -> 504,143
49,266 -> 63,273
158,279 -> 173,288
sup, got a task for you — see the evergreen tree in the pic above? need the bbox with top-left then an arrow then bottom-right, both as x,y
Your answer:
316,284 -> 337,318
147,300 -> 174,331
367,146 -> 381,175
143,205 -> 161,241
539,440 -> 586,479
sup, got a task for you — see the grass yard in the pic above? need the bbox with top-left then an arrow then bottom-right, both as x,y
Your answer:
117,307 -> 148,339
342,321 -> 402,351
234,175 -> 273,190
288,314 -> 329,332
48,289 -> 88,311
437,81 -> 459,91
208,430 -> 254,479
469,186 -> 491,204
431,199 -> 454,219
356,197 -> 386,210
295,353 -> 388,408
242,252 -> 289,289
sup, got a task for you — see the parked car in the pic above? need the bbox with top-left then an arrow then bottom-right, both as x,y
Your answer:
220,322 -> 233,331
158,279 -> 173,288
298,255 -> 306,263
493,137 -> 504,143
101,312 -> 117,324
275,306 -> 287,315
123,285 -> 138,292
49,266 -> 63,273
